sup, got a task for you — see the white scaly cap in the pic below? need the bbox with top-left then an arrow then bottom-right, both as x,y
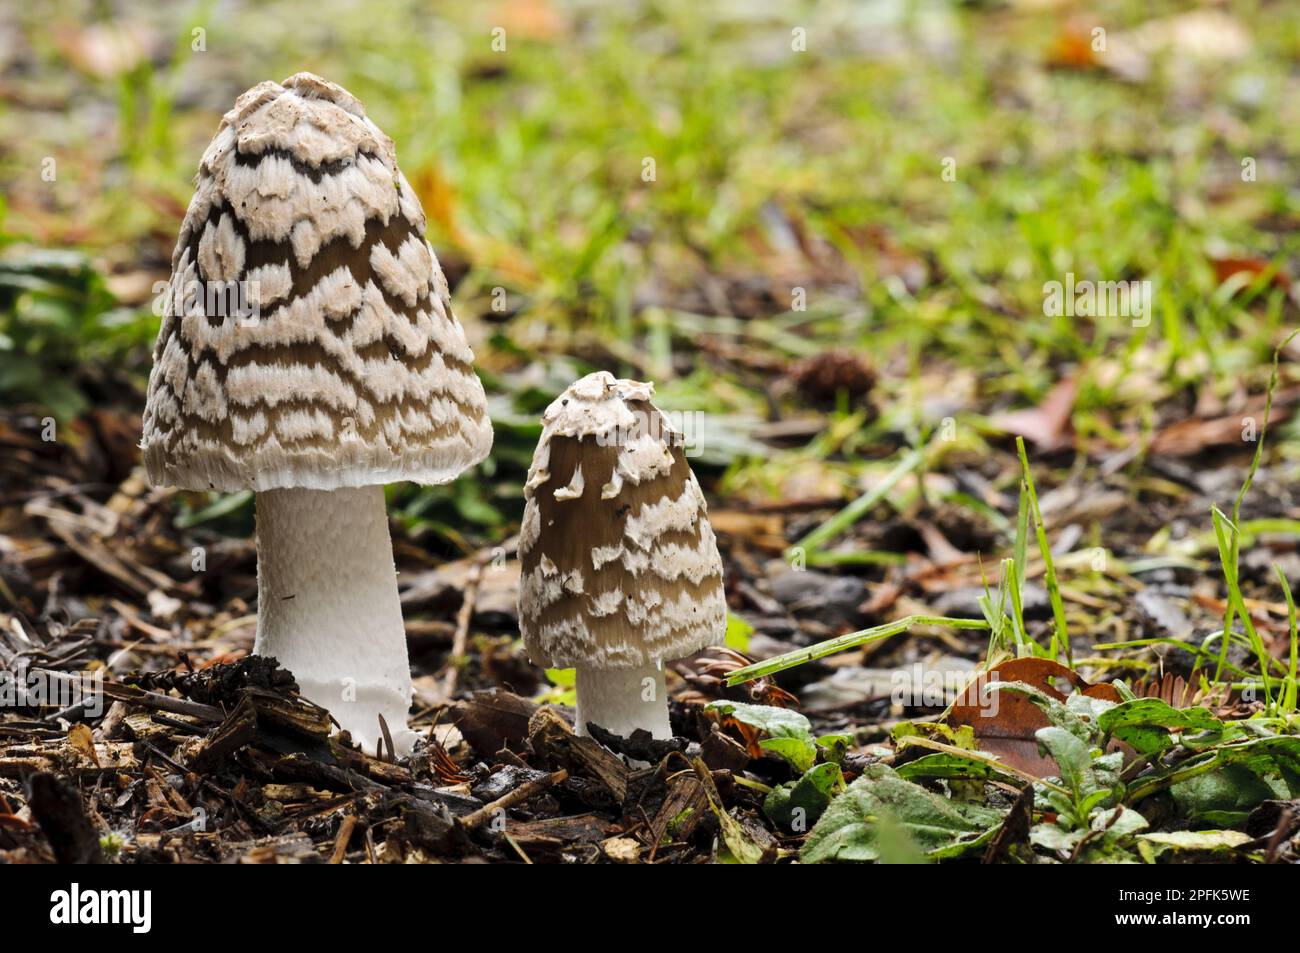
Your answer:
141,72 -> 492,492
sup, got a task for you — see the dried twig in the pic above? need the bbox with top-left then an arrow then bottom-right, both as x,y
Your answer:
442,559 -> 484,699
458,769 -> 567,831
329,814 -> 358,864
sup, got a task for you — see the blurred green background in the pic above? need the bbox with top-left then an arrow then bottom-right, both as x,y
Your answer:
2,0 -> 1298,545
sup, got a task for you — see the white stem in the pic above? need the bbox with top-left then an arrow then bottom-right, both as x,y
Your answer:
574,663 -> 671,739
254,485 -> 416,757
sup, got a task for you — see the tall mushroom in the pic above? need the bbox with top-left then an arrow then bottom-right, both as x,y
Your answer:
140,74 -> 493,756
518,372 -> 726,739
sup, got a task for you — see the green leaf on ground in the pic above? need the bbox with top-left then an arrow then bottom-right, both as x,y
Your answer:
760,737 -> 816,774
707,700 -> 817,772
895,752 -> 1021,785
1171,764 -> 1283,826
764,762 -> 845,830
1097,698 -> 1224,754
1035,726 -> 1093,795
801,764 -> 1003,863
815,733 -> 853,764
724,612 -> 754,653
1136,830 -> 1254,862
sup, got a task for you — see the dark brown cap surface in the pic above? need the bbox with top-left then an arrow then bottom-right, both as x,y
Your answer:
519,373 -> 726,668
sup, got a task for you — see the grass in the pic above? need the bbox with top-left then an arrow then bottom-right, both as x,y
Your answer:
1276,566 -> 1299,713
723,614 -> 991,684
6,0 -> 1296,540
1,0 -> 1296,622
786,444 -> 926,558
1016,435 -> 1072,664
6,3 -> 1300,353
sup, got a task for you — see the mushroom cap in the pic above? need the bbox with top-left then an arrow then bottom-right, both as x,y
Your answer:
141,73 -> 492,492
518,372 -> 726,669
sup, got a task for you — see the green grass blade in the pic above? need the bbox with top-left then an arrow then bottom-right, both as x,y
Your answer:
1216,329 -> 1298,682
787,446 -> 925,557
1014,482 -> 1029,593
1211,507 -> 1272,710
723,615 -> 990,684
1274,564 -> 1298,714
1015,436 -> 1070,664
1004,556 -> 1030,656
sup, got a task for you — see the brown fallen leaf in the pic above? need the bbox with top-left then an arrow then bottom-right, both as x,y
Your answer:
707,510 -> 788,552
67,723 -> 100,767
689,646 -> 799,709
1150,386 -> 1300,456
916,520 -> 966,566
450,690 -> 538,755
1045,23 -> 1101,71
990,376 -> 1078,451
1209,255 -> 1291,293
946,658 -> 1120,777
491,0 -> 569,41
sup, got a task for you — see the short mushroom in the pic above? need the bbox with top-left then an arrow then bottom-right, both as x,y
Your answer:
140,74 -> 493,756
518,372 -> 726,738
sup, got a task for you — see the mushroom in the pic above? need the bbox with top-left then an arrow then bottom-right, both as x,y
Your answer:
140,74 -> 493,757
518,372 -> 726,738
